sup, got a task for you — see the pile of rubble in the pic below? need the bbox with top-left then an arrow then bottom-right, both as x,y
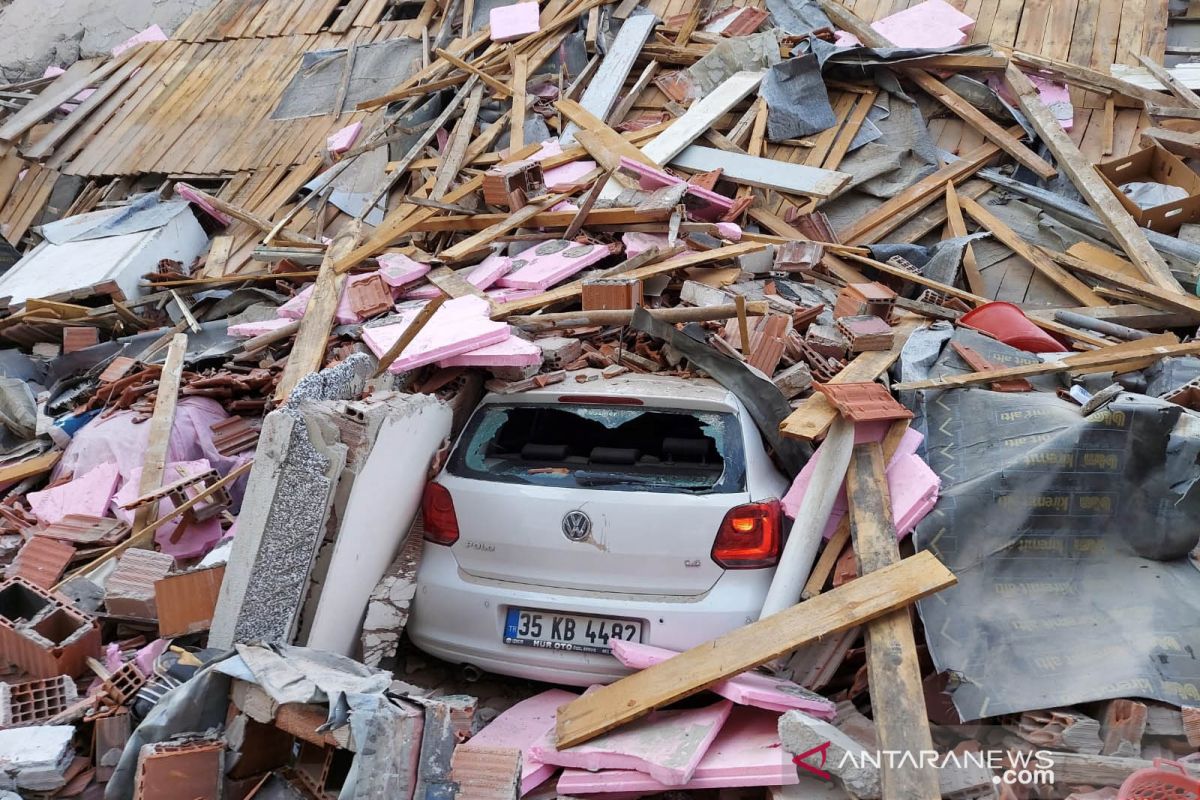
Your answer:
1,0 -> 1200,796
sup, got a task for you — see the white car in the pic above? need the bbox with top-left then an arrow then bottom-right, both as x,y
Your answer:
408,373 -> 790,686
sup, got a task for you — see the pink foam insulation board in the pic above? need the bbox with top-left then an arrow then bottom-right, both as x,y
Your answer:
278,272 -> 386,325
327,122 -> 363,155
407,253 -> 513,299
175,183 -> 233,226
439,334 -> 541,367
227,317 -> 296,338
469,688 -> 577,795
556,707 -> 797,794
28,462 -> 120,525
991,73 -> 1073,131
362,295 -> 509,373
836,0 -> 973,48
490,2 -> 541,42
377,252 -> 431,287
497,241 -> 617,291
486,287 -> 542,304
532,699 -> 733,785
610,641 -> 836,719
617,157 -> 734,221
112,25 -> 167,57
545,160 -> 599,190
112,460 -> 224,558
781,427 -> 939,540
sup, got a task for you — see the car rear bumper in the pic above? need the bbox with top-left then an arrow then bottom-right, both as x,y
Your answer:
408,544 -> 772,686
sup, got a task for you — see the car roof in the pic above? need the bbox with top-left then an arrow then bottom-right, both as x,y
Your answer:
483,370 -> 739,409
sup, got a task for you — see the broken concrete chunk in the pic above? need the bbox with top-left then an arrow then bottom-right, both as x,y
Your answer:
779,710 -> 880,799
0,725 -> 75,793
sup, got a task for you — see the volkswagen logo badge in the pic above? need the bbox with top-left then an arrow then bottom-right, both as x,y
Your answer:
562,510 -> 592,541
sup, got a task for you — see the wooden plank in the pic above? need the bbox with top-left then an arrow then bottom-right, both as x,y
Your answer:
640,71 -> 765,164
1004,63 -> 1183,293
0,450 -> 61,485
670,145 -> 850,198
562,12 -> 657,144
944,183 -> 986,296
433,47 -> 513,98
1135,55 -> 1200,110
490,243 -> 764,318
0,57 -> 114,143
839,137 -> 1002,243
20,50 -> 150,161
1140,126 -> 1200,159
1043,247 -> 1200,317
274,222 -> 363,402
1010,50 -> 1165,108
555,551 -> 956,748
1102,96 -> 1116,155
558,98 -> 660,170
823,89 -> 876,172
847,443 -> 939,800
439,192 -> 571,262
433,84 -> 483,200
958,195 -> 1107,306
895,335 -> 1197,391
131,334 -> 188,533
510,55 -> 528,152
907,70 -> 1057,179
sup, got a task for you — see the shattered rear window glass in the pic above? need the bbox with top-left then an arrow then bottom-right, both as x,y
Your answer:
447,403 -> 746,493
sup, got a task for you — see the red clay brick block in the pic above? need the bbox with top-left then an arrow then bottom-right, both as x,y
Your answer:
0,674 -> 78,728
62,327 -> 100,355
833,282 -> 896,322
0,577 -> 102,678
9,535 -> 75,589
814,382 -> 914,424
133,737 -> 224,800
105,549 -> 174,620
155,565 -> 225,637
449,745 -> 522,800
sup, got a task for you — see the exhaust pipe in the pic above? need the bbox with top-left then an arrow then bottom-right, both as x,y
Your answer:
460,663 -> 484,682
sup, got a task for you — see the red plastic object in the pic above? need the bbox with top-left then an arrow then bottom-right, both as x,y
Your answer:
959,301 -> 1067,354
1118,759 -> 1200,800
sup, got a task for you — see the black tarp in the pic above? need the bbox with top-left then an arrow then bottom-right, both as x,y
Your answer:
908,333 -> 1200,720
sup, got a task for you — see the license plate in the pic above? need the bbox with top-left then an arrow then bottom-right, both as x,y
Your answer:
504,607 -> 643,654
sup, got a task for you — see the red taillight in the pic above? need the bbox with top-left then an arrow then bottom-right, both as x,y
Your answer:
712,500 -> 782,569
422,483 -> 459,545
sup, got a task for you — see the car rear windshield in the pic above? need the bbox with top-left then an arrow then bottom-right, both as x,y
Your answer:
447,403 -> 746,493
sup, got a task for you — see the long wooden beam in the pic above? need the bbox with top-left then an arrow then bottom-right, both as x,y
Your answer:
554,551 -> 956,748
1003,63 -> 1184,294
